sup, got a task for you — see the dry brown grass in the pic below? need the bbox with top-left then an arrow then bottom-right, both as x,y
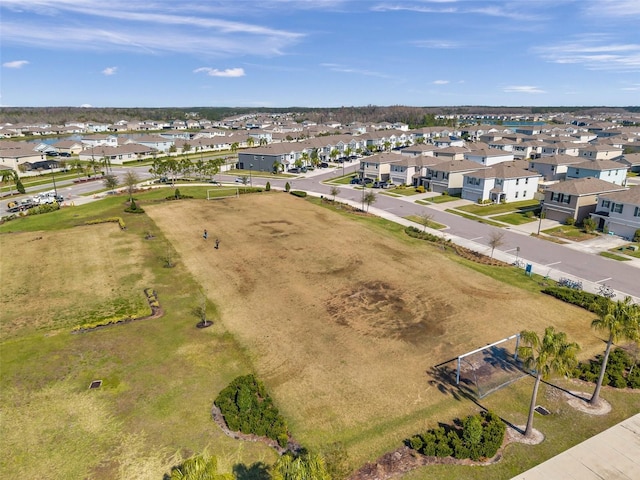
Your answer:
144,194 -> 600,450
0,224 -> 152,338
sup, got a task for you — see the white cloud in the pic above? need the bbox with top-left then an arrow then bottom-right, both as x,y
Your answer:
412,39 -> 460,49
0,1 -> 304,57
102,66 -> 117,75
372,2 -> 543,21
320,63 -> 393,79
80,104 -> 93,108
534,37 -> 640,72
584,0 -> 640,17
503,85 -> 546,94
433,79 -> 449,85
3,60 -> 29,68
194,67 -> 245,77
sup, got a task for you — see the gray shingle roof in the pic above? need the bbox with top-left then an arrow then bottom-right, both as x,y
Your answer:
545,177 -> 627,195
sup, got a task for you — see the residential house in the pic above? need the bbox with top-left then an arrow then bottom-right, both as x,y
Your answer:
617,153 -> 640,174
360,152 -> 403,182
432,146 -> 468,161
237,144 -> 303,172
541,177 -> 626,224
79,144 -> 156,165
540,142 -> 583,157
529,154 -> 584,182
566,159 -> 628,186
578,144 -> 623,160
464,149 -> 515,166
461,163 -> 541,203
401,144 -> 437,157
591,187 -> 640,239
125,135 -> 174,153
0,143 -> 44,173
387,156 -> 440,186
81,134 -> 118,148
423,159 -> 487,194
51,140 -> 84,156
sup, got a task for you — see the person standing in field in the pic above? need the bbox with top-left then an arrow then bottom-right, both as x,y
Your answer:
203,229 -> 208,240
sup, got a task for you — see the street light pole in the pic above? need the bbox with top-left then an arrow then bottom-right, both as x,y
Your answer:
51,166 -> 58,196
249,163 -> 253,187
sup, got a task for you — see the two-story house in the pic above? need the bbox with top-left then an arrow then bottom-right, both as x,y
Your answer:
578,144 -> 623,161
461,163 -> 541,203
424,159 -> 487,194
529,154 -> 584,183
590,187 -> 640,239
541,177 -> 627,224
464,149 -> 515,167
565,159 -> 628,186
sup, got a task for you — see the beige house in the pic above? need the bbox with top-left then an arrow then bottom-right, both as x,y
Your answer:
542,177 -> 626,224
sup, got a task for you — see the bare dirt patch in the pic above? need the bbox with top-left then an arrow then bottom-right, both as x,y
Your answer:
144,194 -> 601,450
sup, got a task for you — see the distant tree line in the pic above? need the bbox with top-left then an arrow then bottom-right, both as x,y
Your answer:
2,105 -> 637,126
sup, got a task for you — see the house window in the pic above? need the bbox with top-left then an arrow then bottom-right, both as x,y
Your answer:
635,207 -> 640,217
515,191 -> 519,198
551,192 -> 560,202
562,194 -> 571,204
612,203 -> 623,214
602,200 -> 610,208
516,179 -> 520,185
575,169 -> 579,175
525,178 -> 529,184
608,170 -> 611,176
524,191 -> 527,197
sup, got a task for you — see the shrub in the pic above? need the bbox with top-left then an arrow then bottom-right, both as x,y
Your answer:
525,210 -> 534,218
573,347 -> 639,389
565,216 -> 575,226
582,217 -> 597,233
214,374 -> 289,444
634,228 -> 640,242
285,182 -> 291,192
416,185 -> 425,193
174,188 -> 181,199
290,190 -> 307,198
124,199 -> 145,214
408,411 -> 505,461
541,286 -> 602,310
266,181 -> 271,191
85,217 -> 126,230
26,202 -> 61,216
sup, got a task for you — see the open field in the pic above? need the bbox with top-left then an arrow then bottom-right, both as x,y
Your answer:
1,189 -> 637,479
144,194 -> 606,455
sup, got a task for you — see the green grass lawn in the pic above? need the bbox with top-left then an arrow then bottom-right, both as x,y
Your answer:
492,212 -> 538,225
599,251 -> 632,261
445,209 -> 505,227
427,193 -> 462,204
542,225 -> 599,242
388,187 -> 421,196
456,199 -> 539,216
609,243 -> 640,258
404,215 -> 447,230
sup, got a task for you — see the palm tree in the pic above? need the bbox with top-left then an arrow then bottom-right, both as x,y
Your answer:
329,148 -> 339,163
169,453 -> 232,480
230,142 -> 239,154
589,296 -> 640,406
259,137 -> 268,146
383,140 -> 392,152
247,136 -> 255,148
300,151 -> 310,168
518,326 -> 580,438
271,451 -> 330,480
1,170 -> 16,196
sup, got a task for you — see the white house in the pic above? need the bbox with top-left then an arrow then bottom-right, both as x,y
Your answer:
566,159 -> 628,186
590,187 -> 640,240
461,163 -> 541,203
464,149 -> 514,167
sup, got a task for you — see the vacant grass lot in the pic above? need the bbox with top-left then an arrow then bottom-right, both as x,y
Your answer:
144,193 -> 607,463
1,189 -> 637,480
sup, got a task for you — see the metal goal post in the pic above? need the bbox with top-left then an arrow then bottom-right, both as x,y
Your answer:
456,333 -> 521,385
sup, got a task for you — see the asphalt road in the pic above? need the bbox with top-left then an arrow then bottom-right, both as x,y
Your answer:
4,163 -> 639,299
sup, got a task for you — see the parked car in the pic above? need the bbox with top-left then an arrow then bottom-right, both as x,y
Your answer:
350,177 -> 362,185
208,180 -> 222,186
46,151 -> 59,156
373,181 -> 389,189
234,177 -> 245,183
319,162 -> 329,168
288,167 -> 300,173
59,152 -> 71,157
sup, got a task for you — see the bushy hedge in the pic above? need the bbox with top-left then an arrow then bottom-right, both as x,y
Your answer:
541,286 -> 602,310
214,374 -> 289,447
408,411 -> 505,461
124,199 -> 145,213
573,348 -> 640,389
72,304 -> 152,332
290,190 -> 307,198
85,217 -> 126,230
404,226 -> 447,243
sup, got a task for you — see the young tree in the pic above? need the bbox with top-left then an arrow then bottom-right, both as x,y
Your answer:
1,170 -> 16,196
123,170 -> 140,203
330,148 -> 340,162
247,136 -> 255,148
518,327 -> 580,438
230,142 -> 239,154
103,174 -> 119,193
259,137 -> 268,146
488,230 -> 505,258
363,190 -> 377,212
330,186 -> 339,201
589,296 -> 640,406
582,217 -> 597,233
417,211 -> 434,232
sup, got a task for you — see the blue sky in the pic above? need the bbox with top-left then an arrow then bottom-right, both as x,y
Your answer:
1,0 -> 639,108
